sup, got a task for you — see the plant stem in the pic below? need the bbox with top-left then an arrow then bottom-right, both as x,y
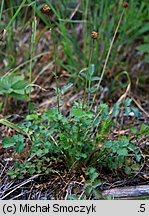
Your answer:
28,2 -> 37,111
52,30 -> 60,113
82,39 -> 94,110
83,0 -> 89,67
88,40 -> 94,106
3,95 -> 9,115
5,0 -> 27,32
29,4 -> 37,84
90,10 -> 125,110
0,0 -> 4,21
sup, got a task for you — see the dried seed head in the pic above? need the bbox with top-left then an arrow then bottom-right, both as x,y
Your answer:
122,1 -> 129,8
91,31 -> 98,39
43,4 -> 52,14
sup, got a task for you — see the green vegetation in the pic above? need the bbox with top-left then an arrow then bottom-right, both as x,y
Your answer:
1,101 -> 145,178
0,0 -> 149,199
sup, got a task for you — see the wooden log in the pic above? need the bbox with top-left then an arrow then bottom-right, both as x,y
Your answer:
102,185 -> 149,199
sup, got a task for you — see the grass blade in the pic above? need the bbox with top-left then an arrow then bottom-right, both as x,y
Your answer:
0,118 -> 28,136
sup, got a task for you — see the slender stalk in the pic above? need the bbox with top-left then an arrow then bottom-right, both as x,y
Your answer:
0,0 -> 4,21
90,10 -> 125,110
3,95 -> 9,115
28,1 -> 37,111
82,39 -> 94,110
29,2 -> 37,84
52,30 -> 60,113
88,40 -> 95,106
82,0 -> 89,67
5,0 -> 27,32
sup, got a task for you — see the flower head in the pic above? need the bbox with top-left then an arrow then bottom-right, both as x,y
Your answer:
91,31 -> 98,39
43,4 -> 53,15
123,1 -> 129,8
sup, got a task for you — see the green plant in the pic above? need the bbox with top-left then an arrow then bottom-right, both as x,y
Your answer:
84,167 -> 102,199
67,167 -> 103,200
0,72 -> 31,113
29,1 -> 37,93
124,97 -> 140,117
0,0 -> 4,21
4,0 -> 27,33
41,105 -> 97,168
30,1 -> 147,83
100,136 -> 141,175
0,73 -> 30,100
2,98 -> 144,180
0,0 -> 27,68
0,118 -> 28,136
3,134 -> 26,154
131,123 -> 149,140
136,43 -> 149,63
